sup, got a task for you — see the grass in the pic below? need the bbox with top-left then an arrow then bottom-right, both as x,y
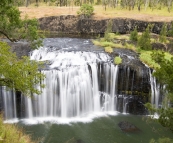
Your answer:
19,4 -> 173,22
139,50 -> 159,68
93,30 -> 173,68
0,115 -> 36,143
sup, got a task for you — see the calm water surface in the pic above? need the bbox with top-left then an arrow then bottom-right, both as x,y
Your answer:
18,114 -> 173,143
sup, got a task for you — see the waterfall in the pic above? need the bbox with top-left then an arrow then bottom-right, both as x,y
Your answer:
1,87 -> 17,120
0,38 -> 154,122
18,49 -> 119,119
149,69 -> 160,108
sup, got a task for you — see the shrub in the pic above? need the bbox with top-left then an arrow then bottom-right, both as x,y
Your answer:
104,20 -> 113,42
77,4 -> 94,18
114,57 -> 122,65
137,25 -> 152,50
130,27 -> 138,41
105,46 -> 113,53
159,23 -> 167,43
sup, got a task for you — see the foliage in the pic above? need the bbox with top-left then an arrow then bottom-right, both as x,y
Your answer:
144,50 -> 173,132
151,50 -> 173,92
168,23 -> 173,37
105,46 -> 113,53
0,114 -> 36,143
0,0 -> 43,49
159,23 -> 167,43
139,50 -> 159,69
0,42 -> 45,96
137,24 -> 152,50
77,4 -> 94,18
114,57 -> 122,65
150,138 -> 173,143
104,20 -> 113,42
130,27 -> 138,41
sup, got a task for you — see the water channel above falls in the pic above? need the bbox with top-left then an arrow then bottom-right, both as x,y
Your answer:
1,38 -> 171,143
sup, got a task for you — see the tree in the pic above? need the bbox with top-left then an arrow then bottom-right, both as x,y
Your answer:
145,50 -> 173,131
137,24 -> 152,50
0,42 -> 45,96
130,27 -> 138,41
77,4 -> 94,18
0,0 -> 43,49
0,0 -> 45,96
159,23 -> 167,43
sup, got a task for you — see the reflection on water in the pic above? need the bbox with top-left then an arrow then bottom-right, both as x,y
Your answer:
18,114 -> 173,143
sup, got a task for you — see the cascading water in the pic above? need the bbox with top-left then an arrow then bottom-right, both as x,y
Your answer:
19,47 -> 119,119
0,38 -> 153,122
149,69 -> 160,108
0,87 -> 17,120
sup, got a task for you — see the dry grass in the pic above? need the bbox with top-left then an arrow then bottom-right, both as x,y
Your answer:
19,5 -> 173,22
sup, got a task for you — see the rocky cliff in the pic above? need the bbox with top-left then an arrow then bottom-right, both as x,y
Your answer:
39,15 -> 172,35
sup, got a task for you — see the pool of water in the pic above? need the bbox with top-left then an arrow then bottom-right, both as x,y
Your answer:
18,113 -> 173,143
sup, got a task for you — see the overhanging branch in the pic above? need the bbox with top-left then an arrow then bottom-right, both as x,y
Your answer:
0,30 -> 18,42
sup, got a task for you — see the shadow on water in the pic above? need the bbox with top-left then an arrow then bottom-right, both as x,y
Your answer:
18,114 -> 173,143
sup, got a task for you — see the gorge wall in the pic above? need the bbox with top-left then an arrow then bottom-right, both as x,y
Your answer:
39,15 -> 173,35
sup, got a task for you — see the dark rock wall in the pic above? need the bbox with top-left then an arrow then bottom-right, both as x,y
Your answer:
39,15 -> 172,35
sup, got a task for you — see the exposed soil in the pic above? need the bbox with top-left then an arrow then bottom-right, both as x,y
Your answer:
19,6 -> 173,22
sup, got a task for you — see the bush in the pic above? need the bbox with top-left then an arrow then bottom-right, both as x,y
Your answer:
104,20 -> 113,42
114,57 -> 122,65
77,4 -> 94,18
137,25 -> 152,50
105,46 -> 113,53
159,23 -> 167,43
130,27 -> 138,41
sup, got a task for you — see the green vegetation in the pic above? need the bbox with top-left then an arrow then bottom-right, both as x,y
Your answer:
0,42 -> 45,96
0,1 -> 44,142
159,23 -> 168,44
0,114 -> 36,143
77,4 -> 94,18
137,25 -> 152,50
17,0 -> 173,13
114,57 -> 122,65
130,27 -> 138,41
0,0 -> 43,49
104,20 -> 113,42
105,46 -> 113,53
0,0 -> 44,96
150,138 -> 173,143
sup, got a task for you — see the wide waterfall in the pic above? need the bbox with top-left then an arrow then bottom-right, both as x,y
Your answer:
0,38 -> 154,122
24,48 -> 119,119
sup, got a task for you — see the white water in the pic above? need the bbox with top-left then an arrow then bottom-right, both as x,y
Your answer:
149,69 -> 160,108
18,48 -> 119,120
1,87 -> 17,120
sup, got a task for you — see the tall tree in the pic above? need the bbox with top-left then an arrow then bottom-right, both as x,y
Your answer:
0,0 -> 44,95
0,0 -> 42,49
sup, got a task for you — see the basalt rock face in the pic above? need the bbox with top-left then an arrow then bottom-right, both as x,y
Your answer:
8,42 -> 31,58
39,15 -> 172,35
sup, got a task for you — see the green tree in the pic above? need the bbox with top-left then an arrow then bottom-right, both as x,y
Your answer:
159,23 -> 167,43
104,20 -> 113,42
138,25 -> 152,50
0,42 -> 45,96
0,0 -> 42,49
130,27 -> 138,41
145,50 -> 173,131
0,0 -> 44,96
77,4 -> 94,18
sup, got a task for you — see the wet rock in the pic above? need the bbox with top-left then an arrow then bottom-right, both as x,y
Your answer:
118,121 -> 140,132
8,42 -> 31,58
